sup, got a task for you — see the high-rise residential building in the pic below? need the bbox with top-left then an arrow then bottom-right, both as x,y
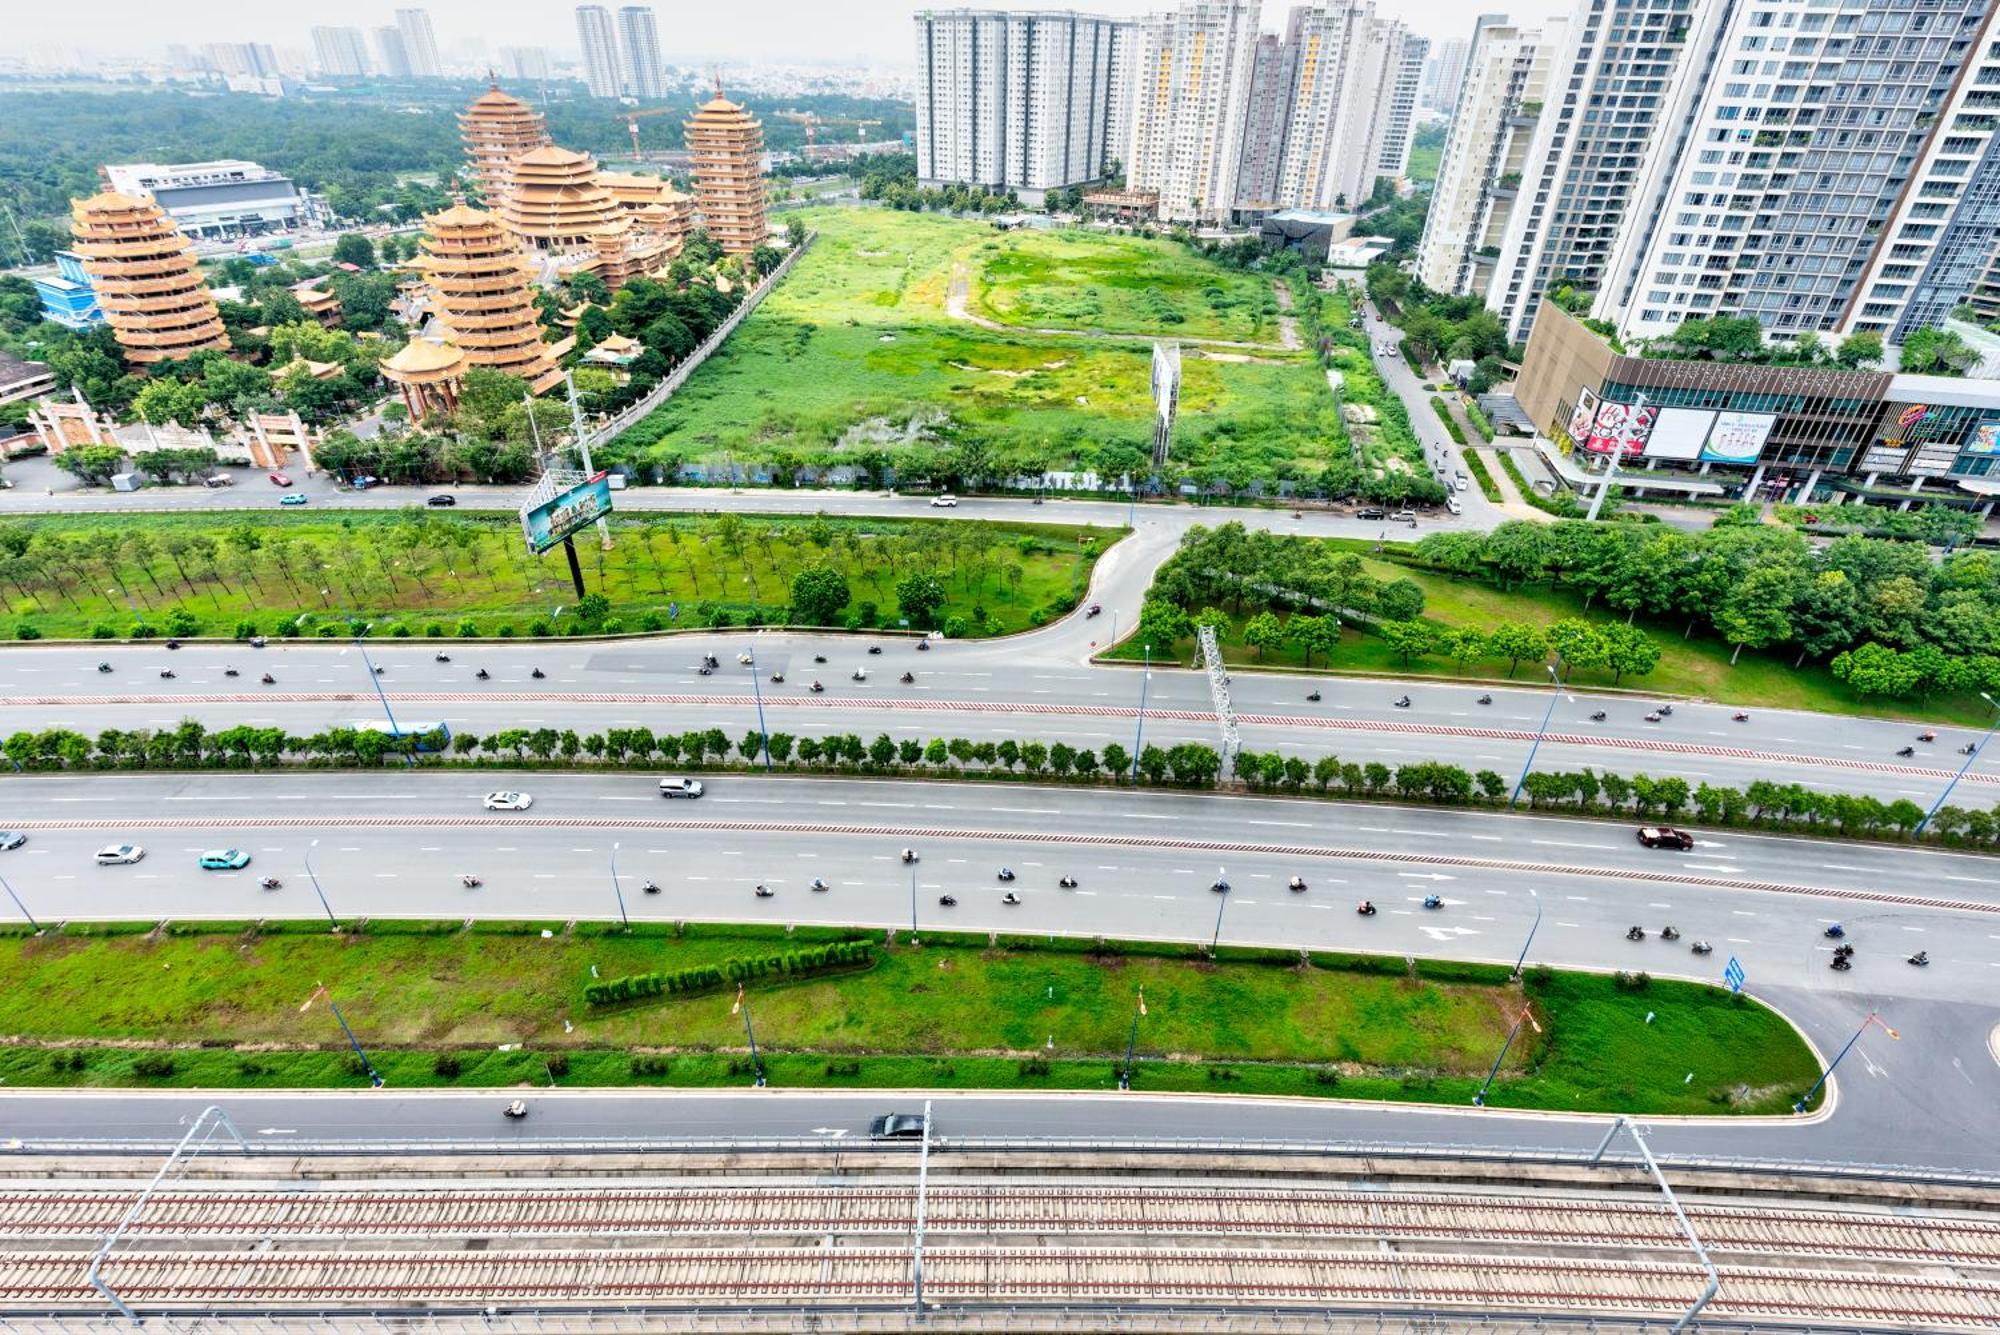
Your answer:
575,6 -> 623,99
459,83 -> 553,208
500,46 -> 552,82
1596,0 -> 1998,345
1251,1 -> 1423,215
913,9 -> 1135,203
309,26 -> 371,78
68,192 -> 228,366
395,9 -> 442,78
1233,32 -> 1300,210
1479,0 -> 1701,342
617,6 -> 666,99
1370,28 -> 1427,184
1415,16 -> 1562,295
1128,0 -> 1261,221
685,91 -> 769,254
1420,34 -> 1475,111
374,27 -> 412,79
198,42 -> 280,78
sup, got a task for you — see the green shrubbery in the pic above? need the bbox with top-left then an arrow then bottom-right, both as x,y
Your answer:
585,939 -> 873,1006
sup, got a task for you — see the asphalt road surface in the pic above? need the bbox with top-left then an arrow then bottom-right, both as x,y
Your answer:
0,773 -> 1993,1172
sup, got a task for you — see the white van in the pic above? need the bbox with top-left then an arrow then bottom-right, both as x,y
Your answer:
658,777 -> 706,799
1445,495 -> 1463,515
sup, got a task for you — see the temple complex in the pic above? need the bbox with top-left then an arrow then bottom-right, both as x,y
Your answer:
685,92 -> 769,255
381,337 -> 468,420
497,146 -> 624,253
458,84 -> 551,209
68,191 -> 228,366
416,202 -> 563,393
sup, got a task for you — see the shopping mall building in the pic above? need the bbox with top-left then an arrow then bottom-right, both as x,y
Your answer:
1513,303 -> 2000,518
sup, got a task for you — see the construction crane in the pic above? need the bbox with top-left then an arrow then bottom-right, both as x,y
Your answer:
772,110 -> 884,150
620,106 -> 680,159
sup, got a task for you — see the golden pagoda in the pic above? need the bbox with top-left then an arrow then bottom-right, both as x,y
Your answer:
497,146 -> 624,253
599,170 -> 694,257
685,91 -> 769,255
416,202 -> 563,393
459,84 -> 552,208
69,191 -> 228,366
381,337 -> 468,420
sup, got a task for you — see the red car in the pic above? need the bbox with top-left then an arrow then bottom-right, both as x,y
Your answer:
268,472 -> 293,487
1636,826 -> 1695,850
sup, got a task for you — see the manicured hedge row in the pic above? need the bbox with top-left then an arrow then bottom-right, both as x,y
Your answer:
584,938 -> 874,1006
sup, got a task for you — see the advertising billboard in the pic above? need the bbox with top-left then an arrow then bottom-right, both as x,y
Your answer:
1642,407 -> 1715,461
1910,442 -> 1960,476
1967,421 -> 2000,456
1699,411 -> 1776,465
1583,399 -> 1656,456
1565,387 -> 1600,444
521,472 -> 614,555
1861,445 -> 1910,474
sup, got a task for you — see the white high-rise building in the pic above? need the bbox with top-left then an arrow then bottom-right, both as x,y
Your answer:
1233,32 -> 1299,209
1415,16 -> 1562,296
914,9 -> 1134,201
1270,0 -> 1374,212
374,26 -> 412,78
1420,34 -> 1473,111
617,6 -> 666,99
394,9 -> 442,79
1369,27 -> 1427,184
575,5 -> 623,99
1596,0 -> 2000,345
1480,0 -> 1703,342
1128,0 -> 1261,221
500,46 -> 552,82
309,26 -> 370,78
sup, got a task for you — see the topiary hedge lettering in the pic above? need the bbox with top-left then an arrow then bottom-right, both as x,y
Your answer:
584,939 -> 874,1006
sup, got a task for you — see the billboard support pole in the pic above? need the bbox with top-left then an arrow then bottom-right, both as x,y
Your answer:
1587,391 -> 1643,522
565,372 -> 613,551
562,535 -> 586,599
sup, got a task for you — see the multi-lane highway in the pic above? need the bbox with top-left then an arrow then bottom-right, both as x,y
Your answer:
0,772 -> 1993,1171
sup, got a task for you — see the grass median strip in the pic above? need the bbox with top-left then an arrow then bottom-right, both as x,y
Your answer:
0,920 -> 1816,1114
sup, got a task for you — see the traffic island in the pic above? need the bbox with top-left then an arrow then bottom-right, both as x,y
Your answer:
0,920 -> 1818,1114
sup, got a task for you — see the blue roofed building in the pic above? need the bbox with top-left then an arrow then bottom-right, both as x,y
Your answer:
31,251 -> 103,330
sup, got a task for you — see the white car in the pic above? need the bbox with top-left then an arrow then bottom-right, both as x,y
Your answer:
930,494 -> 958,507
658,777 -> 705,799
95,844 -> 145,865
483,791 -> 533,811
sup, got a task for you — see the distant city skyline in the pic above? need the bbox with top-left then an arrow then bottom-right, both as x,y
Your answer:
10,0 -> 1566,65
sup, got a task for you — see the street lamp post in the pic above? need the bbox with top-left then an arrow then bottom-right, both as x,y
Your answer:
1508,659 -> 1567,808
0,872 -> 40,934
1793,1011 -> 1898,1114
1209,867 -> 1229,953
745,648 -> 773,772
302,839 -> 339,931
1129,643 -> 1152,782
1917,691 -> 2000,834
304,983 -> 383,1087
1118,986 -> 1147,1090
1473,1003 -> 1540,1106
353,636 -> 412,767
610,841 -> 630,930
908,854 -> 919,941
1511,888 -> 1542,979
733,984 -> 767,1087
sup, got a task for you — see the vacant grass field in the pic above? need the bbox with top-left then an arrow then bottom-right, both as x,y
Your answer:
0,922 -> 1814,1113
609,208 -> 1335,486
0,511 -> 1107,639
1109,537 -> 1997,724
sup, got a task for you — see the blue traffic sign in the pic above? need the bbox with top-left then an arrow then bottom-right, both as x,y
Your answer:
1723,956 -> 1746,994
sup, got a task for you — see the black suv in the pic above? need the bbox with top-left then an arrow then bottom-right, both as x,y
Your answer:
869,1112 -> 929,1139
1356,507 -> 1387,520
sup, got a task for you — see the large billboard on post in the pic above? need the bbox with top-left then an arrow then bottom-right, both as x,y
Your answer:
1699,411 -> 1776,465
1583,399 -> 1656,456
1642,407 -> 1714,461
521,472 -> 613,555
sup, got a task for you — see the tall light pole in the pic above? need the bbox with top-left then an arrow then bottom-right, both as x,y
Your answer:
0,872 -> 40,934
1511,888 -> 1542,979
610,840 -> 630,929
908,851 -> 919,941
302,982 -> 383,1087
1917,691 -> 1999,834
1129,643 -> 1152,782
1473,1003 -> 1540,1107
303,838 -> 339,930
353,635 -> 412,767
1209,866 -> 1229,953
1793,1011 -> 1898,1115
1585,391 -> 1645,523
745,647 -> 772,772
1508,659 -> 1567,808
732,983 -> 767,1088
1118,986 -> 1147,1090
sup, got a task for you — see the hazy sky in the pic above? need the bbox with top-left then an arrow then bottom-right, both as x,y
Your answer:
24,0 -> 1567,64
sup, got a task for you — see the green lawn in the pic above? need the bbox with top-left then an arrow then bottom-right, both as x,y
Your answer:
607,208 -> 1335,486
0,511 -> 1110,640
0,921 -> 1814,1114
1110,537 -> 1997,724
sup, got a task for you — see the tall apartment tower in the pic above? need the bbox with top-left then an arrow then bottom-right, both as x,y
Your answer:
686,91 -> 769,254
68,192 -> 228,366
1234,32 -> 1300,210
617,7 -> 666,99
1128,0 -> 1261,222
309,26 -> 371,78
1597,0 -> 1998,343
500,47 -> 552,82
374,27 -> 412,79
1370,28 -> 1428,184
575,6 -> 623,99
395,9 -> 443,79
1421,34 -> 1475,110
913,9 -> 1134,202
1480,0 -> 1702,341
1415,16 -> 1562,295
